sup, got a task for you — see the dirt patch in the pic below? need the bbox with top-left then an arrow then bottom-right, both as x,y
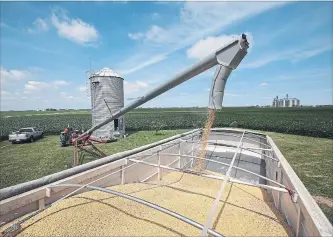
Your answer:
313,196 -> 333,208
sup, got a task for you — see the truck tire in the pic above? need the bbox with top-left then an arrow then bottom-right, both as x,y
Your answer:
30,136 -> 34,143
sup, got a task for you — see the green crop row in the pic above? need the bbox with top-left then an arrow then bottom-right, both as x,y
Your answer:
1,107 -> 332,138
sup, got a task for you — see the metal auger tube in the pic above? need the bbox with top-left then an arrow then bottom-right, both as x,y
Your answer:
78,33 -> 249,139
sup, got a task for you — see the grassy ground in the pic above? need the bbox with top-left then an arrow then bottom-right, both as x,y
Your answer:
263,131 -> 333,224
0,130 -> 188,189
264,131 -> 333,198
0,129 -> 332,223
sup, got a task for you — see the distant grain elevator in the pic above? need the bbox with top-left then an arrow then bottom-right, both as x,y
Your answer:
272,94 -> 300,107
89,67 -> 125,141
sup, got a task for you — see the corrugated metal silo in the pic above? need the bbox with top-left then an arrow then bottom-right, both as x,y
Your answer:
291,99 -> 296,107
279,99 -> 284,107
89,67 -> 125,141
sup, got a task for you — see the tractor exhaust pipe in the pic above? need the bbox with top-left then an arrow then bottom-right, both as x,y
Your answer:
78,34 -> 249,139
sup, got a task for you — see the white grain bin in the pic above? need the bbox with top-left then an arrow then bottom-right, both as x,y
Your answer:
285,98 -> 291,107
89,67 -> 125,141
291,98 -> 296,107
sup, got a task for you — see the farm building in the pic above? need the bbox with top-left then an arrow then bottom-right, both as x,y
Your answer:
89,67 -> 125,141
272,94 -> 300,107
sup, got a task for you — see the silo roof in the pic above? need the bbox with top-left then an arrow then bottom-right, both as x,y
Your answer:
92,67 -> 123,79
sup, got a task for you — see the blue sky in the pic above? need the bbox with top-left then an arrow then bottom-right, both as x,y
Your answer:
1,1 -> 332,110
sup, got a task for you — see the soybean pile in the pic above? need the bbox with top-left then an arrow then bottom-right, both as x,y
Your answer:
0,172 -> 293,236
1,106 -> 332,139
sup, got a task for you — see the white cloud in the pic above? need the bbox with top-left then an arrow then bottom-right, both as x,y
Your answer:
123,2 -> 285,74
23,79 -> 69,94
267,68 -> 331,82
1,66 -> 31,83
128,32 -> 144,40
291,45 -> 333,63
242,40 -> 333,69
152,13 -> 160,20
28,18 -> 48,33
1,91 -> 15,100
32,46 -> 68,56
225,93 -> 243,97
260,82 -> 268,86
0,22 -> 8,28
51,8 -> 99,45
0,22 -> 19,31
25,8 -> 99,46
53,80 -> 69,86
132,2 -> 283,47
179,92 -> 189,96
35,18 -> 48,31
255,4 -> 331,48
2,87 -> 90,111
145,25 -> 168,44
59,92 -> 81,101
187,34 -> 238,59
24,81 -> 50,93
119,53 -> 168,75
79,86 -> 87,92
260,96 -> 272,100
129,25 -> 169,44
124,80 -> 149,95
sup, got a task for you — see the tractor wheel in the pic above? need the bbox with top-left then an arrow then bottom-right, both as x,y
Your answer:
60,140 -> 66,147
60,136 -> 67,147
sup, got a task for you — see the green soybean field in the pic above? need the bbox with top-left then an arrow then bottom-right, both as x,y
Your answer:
1,106 -> 332,139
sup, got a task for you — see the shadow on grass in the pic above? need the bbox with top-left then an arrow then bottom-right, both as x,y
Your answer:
124,130 -> 139,138
318,203 -> 333,225
10,136 -> 46,145
125,130 -> 168,137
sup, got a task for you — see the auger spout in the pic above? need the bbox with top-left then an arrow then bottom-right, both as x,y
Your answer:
209,33 -> 249,109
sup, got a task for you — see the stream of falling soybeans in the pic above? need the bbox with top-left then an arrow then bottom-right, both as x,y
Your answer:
194,109 -> 216,171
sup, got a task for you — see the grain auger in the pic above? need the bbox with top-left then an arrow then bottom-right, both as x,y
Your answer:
73,33 -> 250,165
